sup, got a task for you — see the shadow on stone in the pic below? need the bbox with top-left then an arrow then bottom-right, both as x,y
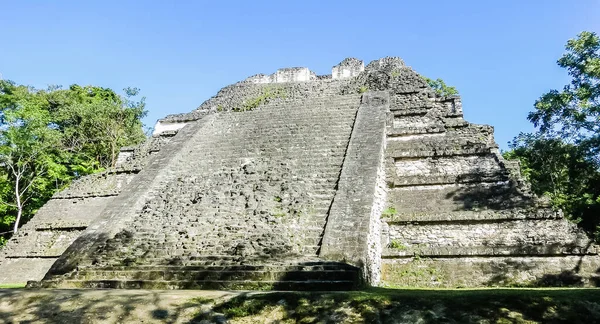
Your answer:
445,164 -> 534,211
533,270 -> 586,287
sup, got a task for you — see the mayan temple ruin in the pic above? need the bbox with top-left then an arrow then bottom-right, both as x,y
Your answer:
1,57 -> 598,289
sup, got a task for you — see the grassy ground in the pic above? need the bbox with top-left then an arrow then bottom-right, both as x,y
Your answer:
0,283 -> 25,289
0,288 -> 599,323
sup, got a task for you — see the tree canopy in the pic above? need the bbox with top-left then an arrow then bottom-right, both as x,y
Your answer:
0,81 -> 147,243
504,31 -> 600,240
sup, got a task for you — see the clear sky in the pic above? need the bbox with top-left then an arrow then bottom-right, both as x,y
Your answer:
2,1 -> 599,149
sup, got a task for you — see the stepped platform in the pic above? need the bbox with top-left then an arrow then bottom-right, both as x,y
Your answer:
378,67 -> 600,287
31,260 -> 360,291
3,56 -> 599,289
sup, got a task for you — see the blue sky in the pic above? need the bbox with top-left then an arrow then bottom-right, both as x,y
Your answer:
2,1 -> 599,149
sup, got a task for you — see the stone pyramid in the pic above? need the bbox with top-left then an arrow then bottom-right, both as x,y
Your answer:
1,57 -> 598,289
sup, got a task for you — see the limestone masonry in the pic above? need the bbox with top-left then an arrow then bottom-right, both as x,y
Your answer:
1,57 -> 599,289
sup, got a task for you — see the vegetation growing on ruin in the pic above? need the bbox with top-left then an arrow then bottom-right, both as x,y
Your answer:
0,82 -> 147,242
381,206 -> 397,218
423,77 -> 459,97
234,86 -> 287,112
503,31 -> 600,241
388,240 -> 407,250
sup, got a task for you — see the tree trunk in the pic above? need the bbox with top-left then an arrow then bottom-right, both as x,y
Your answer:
13,180 -> 22,234
13,206 -> 22,234
111,141 -> 116,168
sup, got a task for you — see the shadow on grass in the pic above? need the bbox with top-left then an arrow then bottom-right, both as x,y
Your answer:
190,288 -> 600,323
2,288 -> 600,323
0,289 -> 227,324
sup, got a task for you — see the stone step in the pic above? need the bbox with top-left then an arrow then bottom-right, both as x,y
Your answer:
383,208 -> 559,223
33,259 -> 361,291
33,279 -> 358,291
194,147 -> 349,155
387,182 -> 533,213
391,172 -> 510,187
382,244 -> 598,258
237,101 -> 359,108
223,117 -> 356,126
231,136 -> 350,143
68,269 -> 358,282
387,143 -> 492,158
245,108 -> 357,114
390,108 -> 430,116
387,128 -> 445,137
78,261 -> 356,271
95,256 -> 339,267
239,111 -> 356,117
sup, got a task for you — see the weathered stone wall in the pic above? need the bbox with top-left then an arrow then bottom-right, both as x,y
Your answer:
152,120 -> 188,136
332,58 -> 364,80
366,145 -> 387,285
245,67 -> 317,84
382,256 -> 600,287
387,220 -> 591,249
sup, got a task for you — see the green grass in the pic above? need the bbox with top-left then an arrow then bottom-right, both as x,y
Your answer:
189,288 -> 600,323
0,283 -> 27,288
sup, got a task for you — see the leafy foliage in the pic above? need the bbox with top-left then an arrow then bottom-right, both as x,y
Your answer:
0,81 -> 147,241
504,32 -> 600,240
504,135 -> 600,237
423,77 -> 459,97
527,31 -> 600,156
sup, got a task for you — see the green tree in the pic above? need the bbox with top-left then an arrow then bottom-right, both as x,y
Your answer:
423,77 -> 459,97
0,80 -> 147,237
505,31 -> 600,239
504,135 -> 600,236
0,81 -> 67,233
48,85 -> 147,170
527,31 -> 600,159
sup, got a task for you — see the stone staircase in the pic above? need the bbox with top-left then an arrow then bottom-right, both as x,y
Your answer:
34,260 -> 360,290
36,94 -> 364,290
